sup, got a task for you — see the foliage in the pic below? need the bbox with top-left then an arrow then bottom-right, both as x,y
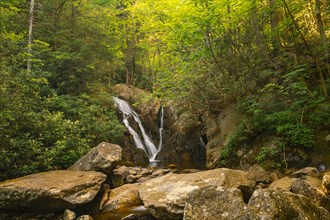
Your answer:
0,0 -> 126,181
256,144 -> 284,170
219,122 -> 251,166
0,69 -> 125,180
1,0 -> 329,178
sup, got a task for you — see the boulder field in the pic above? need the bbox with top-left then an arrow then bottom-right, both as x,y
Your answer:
1,142 -> 330,220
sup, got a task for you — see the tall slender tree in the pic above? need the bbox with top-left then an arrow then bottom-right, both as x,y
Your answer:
27,0 -> 35,72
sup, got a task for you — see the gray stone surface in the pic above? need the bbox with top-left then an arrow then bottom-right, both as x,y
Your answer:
138,168 -> 255,219
248,189 -> 330,219
0,170 -> 106,212
184,186 -> 249,220
69,142 -> 122,173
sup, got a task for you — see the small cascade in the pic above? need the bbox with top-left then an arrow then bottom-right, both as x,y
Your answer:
114,97 -> 159,161
157,106 -> 164,159
200,137 -> 206,148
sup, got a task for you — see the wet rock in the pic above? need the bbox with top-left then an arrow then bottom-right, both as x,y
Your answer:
183,186 -> 249,220
0,170 -> 106,212
69,142 -> 122,173
248,189 -> 330,219
138,168 -> 255,219
63,209 -> 76,220
101,184 -> 142,212
115,84 -> 205,167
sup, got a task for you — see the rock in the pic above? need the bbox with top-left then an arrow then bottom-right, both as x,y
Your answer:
269,172 -> 279,182
77,215 -> 93,220
322,171 -> 330,196
183,186 -> 249,220
269,176 -> 296,191
101,184 -> 142,212
247,164 -> 271,186
151,169 -> 171,176
138,168 -> 255,219
69,142 -> 122,173
202,106 -> 246,168
112,166 -> 172,187
291,176 -> 330,211
63,209 -> 76,220
115,84 -> 205,167
0,170 -> 106,212
292,167 -> 320,178
248,189 -> 330,219
121,213 -> 157,220
0,212 -> 58,220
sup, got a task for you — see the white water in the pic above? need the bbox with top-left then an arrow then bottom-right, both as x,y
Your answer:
114,97 -> 162,161
157,106 -> 164,156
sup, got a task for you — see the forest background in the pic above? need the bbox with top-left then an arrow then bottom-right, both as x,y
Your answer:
0,0 -> 329,181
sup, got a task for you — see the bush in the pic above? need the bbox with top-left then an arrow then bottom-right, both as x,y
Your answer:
0,72 -> 125,181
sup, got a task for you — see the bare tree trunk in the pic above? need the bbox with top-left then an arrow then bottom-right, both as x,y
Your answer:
27,0 -> 35,72
269,0 -> 280,52
251,0 -> 268,57
315,0 -> 326,44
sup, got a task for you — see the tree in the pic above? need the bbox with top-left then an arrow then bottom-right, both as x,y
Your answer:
27,0 -> 35,72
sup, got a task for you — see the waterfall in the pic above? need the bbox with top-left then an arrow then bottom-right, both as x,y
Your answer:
200,137 -> 206,148
157,106 -> 164,156
114,97 -> 160,162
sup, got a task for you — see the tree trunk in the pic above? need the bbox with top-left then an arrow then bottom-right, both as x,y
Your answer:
315,0 -> 326,44
27,0 -> 35,72
269,0 -> 280,52
251,0 -> 268,57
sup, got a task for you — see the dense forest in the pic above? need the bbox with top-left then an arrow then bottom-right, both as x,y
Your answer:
0,0 -> 329,181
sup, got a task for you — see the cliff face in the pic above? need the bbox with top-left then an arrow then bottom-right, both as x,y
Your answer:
202,103 -> 330,171
114,84 -> 329,171
114,84 -> 205,167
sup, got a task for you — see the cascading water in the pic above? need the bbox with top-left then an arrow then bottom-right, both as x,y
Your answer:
158,106 -> 164,154
114,97 -> 162,162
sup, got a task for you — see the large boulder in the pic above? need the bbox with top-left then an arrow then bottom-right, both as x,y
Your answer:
100,183 -> 142,213
322,171 -> 330,196
138,168 -> 255,219
248,189 -> 330,219
269,172 -> 330,211
69,142 -> 122,173
269,176 -> 296,191
292,167 -> 320,178
0,170 -> 106,212
291,176 -> 330,210
183,186 -> 249,220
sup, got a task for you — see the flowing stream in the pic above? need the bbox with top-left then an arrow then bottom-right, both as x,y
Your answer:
114,97 -> 163,162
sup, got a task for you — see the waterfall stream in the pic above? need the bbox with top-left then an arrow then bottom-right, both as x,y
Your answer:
158,106 -> 164,154
114,97 -> 162,162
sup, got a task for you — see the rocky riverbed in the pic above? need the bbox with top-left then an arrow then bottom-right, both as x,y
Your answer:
0,142 -> 330,220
